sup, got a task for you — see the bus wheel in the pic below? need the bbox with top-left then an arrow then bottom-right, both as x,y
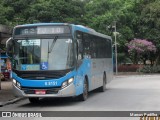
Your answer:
79,79 -> 88,101
99,74 -> 106,92
28,97 -> 39,103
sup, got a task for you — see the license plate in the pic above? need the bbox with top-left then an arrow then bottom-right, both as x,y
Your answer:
35,90 -> 46,95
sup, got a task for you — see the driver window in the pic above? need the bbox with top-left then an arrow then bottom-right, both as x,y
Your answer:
76,31 -> 83,60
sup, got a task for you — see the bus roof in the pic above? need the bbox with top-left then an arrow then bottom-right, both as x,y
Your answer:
15,23 -> 69,27
72,24 -> 111,39
15,23 -> 112,40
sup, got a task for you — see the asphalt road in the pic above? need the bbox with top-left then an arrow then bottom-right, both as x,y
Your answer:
1,74 -> 160,120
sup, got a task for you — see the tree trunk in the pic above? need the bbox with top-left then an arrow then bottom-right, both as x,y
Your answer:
143,59 -> 146,65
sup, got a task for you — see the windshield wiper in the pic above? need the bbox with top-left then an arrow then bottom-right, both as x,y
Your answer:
48,36 -> 58,53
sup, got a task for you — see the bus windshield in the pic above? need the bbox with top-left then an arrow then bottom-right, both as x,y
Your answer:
12,37 -> 74,71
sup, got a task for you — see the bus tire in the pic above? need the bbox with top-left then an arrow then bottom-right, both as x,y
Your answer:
78,78 -> 88,101
28,97 -> 39,103
99,73 -> 106,92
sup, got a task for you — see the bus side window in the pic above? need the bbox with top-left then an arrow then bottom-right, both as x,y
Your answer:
83,33 -> 91,58
90,37 -> 97,58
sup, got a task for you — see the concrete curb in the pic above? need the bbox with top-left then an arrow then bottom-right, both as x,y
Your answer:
0,97 -> 25,107
114,74 -> 160,78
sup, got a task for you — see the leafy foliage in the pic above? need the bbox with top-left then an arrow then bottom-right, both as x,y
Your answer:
137,65 -> 160,73
0,0 -> 87,26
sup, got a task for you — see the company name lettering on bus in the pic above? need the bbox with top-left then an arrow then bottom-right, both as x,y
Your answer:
45,81 -> 57,86
21,64 -> 40,71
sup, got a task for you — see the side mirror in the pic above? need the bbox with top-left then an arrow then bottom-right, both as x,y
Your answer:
6,37 -> 13,58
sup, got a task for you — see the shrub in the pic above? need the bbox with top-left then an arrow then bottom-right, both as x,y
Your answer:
118,64 -> 143,72
137,65 -> 160,73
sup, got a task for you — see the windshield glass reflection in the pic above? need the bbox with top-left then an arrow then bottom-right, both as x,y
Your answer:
12,38 -> 74,71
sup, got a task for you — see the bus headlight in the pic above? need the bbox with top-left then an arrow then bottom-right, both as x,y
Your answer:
13,79 -> 16,85
68,78 -> 74,84
61,78 -> 74,89
12,79 -> 21,89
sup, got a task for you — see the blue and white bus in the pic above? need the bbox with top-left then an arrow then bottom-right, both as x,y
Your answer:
6,23 -> 113,103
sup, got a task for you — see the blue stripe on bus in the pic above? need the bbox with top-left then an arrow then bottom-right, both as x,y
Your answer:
72,25 -> 89,33
74,58 -> 91,95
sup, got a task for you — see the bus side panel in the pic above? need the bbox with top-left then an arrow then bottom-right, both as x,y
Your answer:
106,58 -> 113,84
90,58 -> 106,90
74,58 -> 91,96
90,58 -> 113,90
90,59 -> 103,90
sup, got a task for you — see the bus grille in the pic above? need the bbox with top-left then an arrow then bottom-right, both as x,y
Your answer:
21,87 -> 61,94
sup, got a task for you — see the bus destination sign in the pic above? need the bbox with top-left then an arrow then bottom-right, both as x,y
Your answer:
14,26 -> 70,35
37,26 -> 64,34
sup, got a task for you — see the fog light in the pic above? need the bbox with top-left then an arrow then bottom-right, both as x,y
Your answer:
62,81 -> 68,89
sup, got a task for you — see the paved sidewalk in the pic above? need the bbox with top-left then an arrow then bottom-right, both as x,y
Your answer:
0,79 -> 21,107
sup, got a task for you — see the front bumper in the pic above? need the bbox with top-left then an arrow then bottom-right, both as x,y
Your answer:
13,83 -> 76,98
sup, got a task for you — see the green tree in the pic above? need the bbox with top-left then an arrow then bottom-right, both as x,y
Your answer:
127,39 -> 156,65
139,1 -> 160,64
1,0 -> 86,26
84,0 -> 137,55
